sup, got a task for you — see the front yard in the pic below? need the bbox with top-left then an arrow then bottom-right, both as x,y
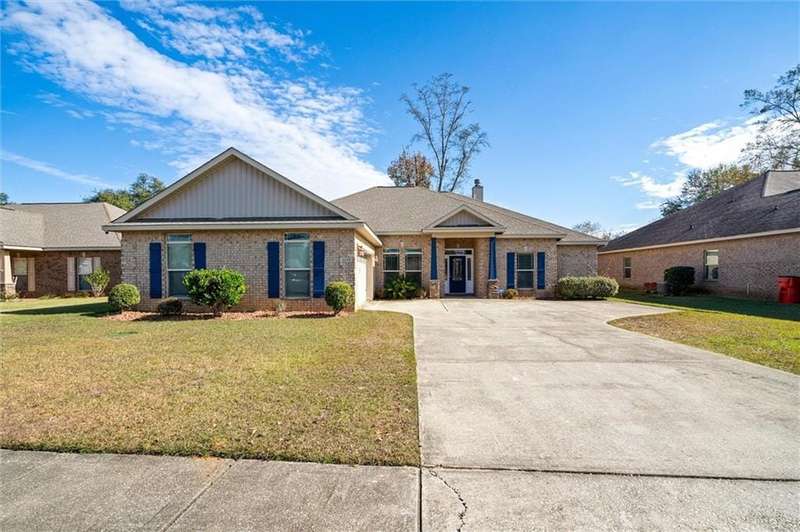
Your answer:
0,298 -> 419,465
610,292 -> 800,374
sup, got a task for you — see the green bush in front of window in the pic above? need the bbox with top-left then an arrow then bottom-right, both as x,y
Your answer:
325,281 -> 354,315
108,283 -> 141,311
557,276 -> 619,300
182,268 -> 247,317
663,266 -> 695,296
384,275 -> 419,300
85,267 -> 111,297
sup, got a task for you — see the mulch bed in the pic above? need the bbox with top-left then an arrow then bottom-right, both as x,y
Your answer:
104,310 -> 342,321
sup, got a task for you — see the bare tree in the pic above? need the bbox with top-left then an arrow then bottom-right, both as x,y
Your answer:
387,148 -> 434,187
401,73 -> 489,191
571,220 -> 625,241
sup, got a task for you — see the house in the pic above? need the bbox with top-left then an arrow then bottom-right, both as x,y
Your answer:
0,202 -> 125,297
598,171 -> 800,300
104,148 -> 605,311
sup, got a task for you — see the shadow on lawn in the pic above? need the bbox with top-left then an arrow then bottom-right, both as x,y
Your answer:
616,291 -> 800,322
1,301 -> 112,317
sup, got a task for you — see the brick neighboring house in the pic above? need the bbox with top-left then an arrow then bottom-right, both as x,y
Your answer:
104,147 -> 605,311
598,171 -> 800,301
0,202 -> 125,297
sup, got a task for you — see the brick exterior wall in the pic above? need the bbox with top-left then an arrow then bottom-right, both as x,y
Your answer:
496,238 -> 559,298
121,229 -> 356,312
598,232 -> 800,300
5,250 -> 121,297
557,245 -> 599,278
374,235 -> 433,297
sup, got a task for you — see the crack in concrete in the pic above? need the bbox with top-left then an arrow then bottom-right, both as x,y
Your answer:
428,469 -> 468,532
159,460 -> 233,531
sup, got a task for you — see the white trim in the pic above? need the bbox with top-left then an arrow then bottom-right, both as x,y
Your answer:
104,220 -> 364,231
496,233 -> 567,239
557,240 -> 607,246
0,245 -> 44,251
43,246 -> 120,251
444,247 -> 474,295
113,147 -> 359,224
423,228 -> 501,237
424,204 -> 504,231
598,227 -> 800,255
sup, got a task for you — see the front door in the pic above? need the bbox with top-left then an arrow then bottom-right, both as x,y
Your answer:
449,255 -> 466,293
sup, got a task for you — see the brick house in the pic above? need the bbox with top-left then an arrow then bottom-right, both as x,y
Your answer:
0,202 -> 125,297
104,148 -> 605,311
598,171 -> 800,300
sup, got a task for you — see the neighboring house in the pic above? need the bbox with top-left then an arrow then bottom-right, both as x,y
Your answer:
598,171 -> 800,300
0,202 -> 125,297
104,148 -> 604,311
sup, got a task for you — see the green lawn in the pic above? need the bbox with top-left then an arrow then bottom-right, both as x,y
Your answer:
610,291 -> 800,374
0,298 -> 419,465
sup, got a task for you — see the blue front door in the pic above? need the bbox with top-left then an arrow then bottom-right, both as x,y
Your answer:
449,256 -> 466,293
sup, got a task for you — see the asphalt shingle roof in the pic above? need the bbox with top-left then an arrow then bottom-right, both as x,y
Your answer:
333,186 -> 602,244
602,171 -> 800,252
0,202 -> 126,249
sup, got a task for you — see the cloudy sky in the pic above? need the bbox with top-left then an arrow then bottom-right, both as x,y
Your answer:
1,1 -> 797,231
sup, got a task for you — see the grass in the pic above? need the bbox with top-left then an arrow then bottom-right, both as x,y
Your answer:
609,291 -> 800,374
0,297 -> 419,465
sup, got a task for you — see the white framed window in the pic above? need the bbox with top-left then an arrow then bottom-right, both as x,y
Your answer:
404,248 -> 422,288
285,233 -> 311,298
704,250 -> 719,281
623,257 -> 632,279
517,253 -> 534,289
167,234 -> 193,297
12,257 -> 28,292
383,248 -> 400,286
77,257 -> 94,291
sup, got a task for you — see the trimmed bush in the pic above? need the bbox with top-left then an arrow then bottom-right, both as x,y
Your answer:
108,283 -> 140,311
183,268 -> 247,316
557,276 -> 619,300
157,297 -> 183,316
384,276 -> 418,299
503,288 -> 519,299
325,281 -> 354,315
664,266 -> 695,296
85,267 -> 110,297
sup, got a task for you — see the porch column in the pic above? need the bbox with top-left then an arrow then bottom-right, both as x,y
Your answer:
1,251 -> 13,297
487,236 -> 499,298
429,238 -> 440,299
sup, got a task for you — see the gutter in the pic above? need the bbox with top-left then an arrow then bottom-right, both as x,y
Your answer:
598,227 -> 800,254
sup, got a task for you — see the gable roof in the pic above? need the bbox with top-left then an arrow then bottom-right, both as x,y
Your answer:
1,202 -> 125,250
113,147 -> 357,224
333,186 -> 604,244
426,204 -> 504,230
601,171 -> 800,253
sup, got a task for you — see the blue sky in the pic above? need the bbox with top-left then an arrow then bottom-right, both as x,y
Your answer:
2,1 -> 798,233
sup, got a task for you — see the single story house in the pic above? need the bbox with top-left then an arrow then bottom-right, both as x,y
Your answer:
104,148 -> 604,311
1,202 -> 125,297
598,171 -> 800,300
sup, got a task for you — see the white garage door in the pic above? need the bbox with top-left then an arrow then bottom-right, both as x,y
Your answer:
355,256 -> 368,308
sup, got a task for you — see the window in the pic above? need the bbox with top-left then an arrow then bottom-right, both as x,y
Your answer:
167,234 -> 193,296
704,250 -> 719,281
285,233 -> 311,298
12,258 -> 28,292
623,257 -> 632,279
383,248 -> 400,286
517,253 -> 534,289
404,248 -> 422,288
77,257 -> 94,291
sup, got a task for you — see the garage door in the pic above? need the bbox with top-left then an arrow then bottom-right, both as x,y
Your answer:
355,256 -> 368,307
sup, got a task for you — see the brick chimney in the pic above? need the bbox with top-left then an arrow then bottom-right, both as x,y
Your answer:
471,179 -> 484,201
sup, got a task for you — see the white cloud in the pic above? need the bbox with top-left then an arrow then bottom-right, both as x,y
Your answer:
612,171 -> 686,199
3,0 -> 389,198
1,150 -> 114,188
650,118 -> 761,169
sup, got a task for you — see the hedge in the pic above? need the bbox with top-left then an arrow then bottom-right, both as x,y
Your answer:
557,276 -> 619,299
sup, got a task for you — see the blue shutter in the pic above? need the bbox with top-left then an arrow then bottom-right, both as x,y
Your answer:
488,237 -> 497,279
430,238 -> 438,280
193,242 -> 206,269
267,241 -> 280,298
313,241 -> 325,298
536,251 -> 546,289
506,252 -> 516,289
149,242 -> 162,299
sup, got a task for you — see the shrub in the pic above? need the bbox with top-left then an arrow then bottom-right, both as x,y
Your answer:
182,268 -> 247,316
157,297 -> 183,316
557,276 -> 619,299
503,288 -> 519,299
108,283 -> 140,311
664,266 -> 695,296
325,281 -> 354,315
85,267 -> 110,297
384,276 -> 418,299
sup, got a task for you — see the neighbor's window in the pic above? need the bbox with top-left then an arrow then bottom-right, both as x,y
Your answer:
623,257 -> 632,279
704,250 -> 719,281
517,253 -> 534,289
167,234 -> 193,297
285,233 -> 311,298
12,257 -> 28,292
384,248 -> 400,286
77,257 -> 95,291
404,248 -> 423,288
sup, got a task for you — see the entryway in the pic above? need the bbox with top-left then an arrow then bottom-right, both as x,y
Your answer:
444,248 -> 473,295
